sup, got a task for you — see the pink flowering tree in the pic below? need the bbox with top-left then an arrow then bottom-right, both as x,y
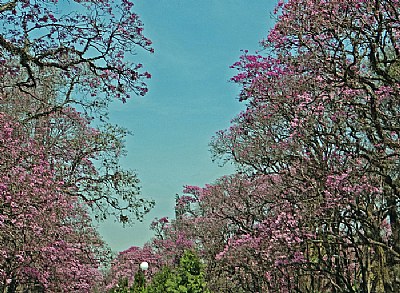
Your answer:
206,0 -> 400,292
173,177 -> 312,292
0,1 -> 155,291
0,113 -> 109,292
106,0 -> 400,291
0,0 -> 155,224
0,0 -> 153,103
149,216 -> 194,266
0,85 -> 154,224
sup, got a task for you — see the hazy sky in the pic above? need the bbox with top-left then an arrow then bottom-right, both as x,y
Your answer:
98,0 -> 278,252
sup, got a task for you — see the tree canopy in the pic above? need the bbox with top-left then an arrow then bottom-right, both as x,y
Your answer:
0,0 -> 154,291
2,0 -> 400,292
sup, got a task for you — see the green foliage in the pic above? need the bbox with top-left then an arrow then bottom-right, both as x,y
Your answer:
107,271 -> 147,293
145,267 -> 174,293
131,270 -> 146,293
174,250 -> 209,293
145,250 -> 211,293
108,277 -> 130,293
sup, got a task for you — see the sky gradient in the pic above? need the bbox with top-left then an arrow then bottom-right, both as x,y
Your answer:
98,0 -> 278,252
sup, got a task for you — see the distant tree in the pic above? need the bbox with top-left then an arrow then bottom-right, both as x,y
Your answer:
174,177 -> 309,292
104,216 -> 196,292
145,250 -> 211,293
104,245 -> 162,292
105,245 -> 211,293
149,216 -> 194,266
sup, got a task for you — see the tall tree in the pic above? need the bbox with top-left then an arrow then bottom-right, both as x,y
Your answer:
0,0 -> 155,291
208,0 -> 400,291
0,113 -> 108,292
0,0 -> 155,223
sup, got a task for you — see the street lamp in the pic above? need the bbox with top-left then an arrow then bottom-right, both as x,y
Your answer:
140,261 -> 149,271
136,261 -> 149,290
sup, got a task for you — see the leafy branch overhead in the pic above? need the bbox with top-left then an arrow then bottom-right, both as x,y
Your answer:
0,0 -> 153,101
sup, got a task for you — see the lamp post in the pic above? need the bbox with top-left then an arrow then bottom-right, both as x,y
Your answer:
135,261 -> 148,291
140,261 -> 149,271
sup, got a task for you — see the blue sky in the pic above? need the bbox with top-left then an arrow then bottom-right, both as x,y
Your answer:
98,0 -> 278,252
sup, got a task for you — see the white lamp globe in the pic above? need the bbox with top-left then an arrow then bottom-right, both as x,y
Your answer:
140,261 -> 149,271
